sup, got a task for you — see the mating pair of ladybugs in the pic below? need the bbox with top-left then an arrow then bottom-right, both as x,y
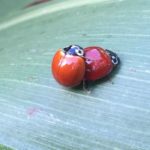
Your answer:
51,45 -> 119,87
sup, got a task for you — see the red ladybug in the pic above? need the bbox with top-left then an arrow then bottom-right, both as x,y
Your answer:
51,45 -> 85,87
84,46 -> 119,81
51,45 -> 119,87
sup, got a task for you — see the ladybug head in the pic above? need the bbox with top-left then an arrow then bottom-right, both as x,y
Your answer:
63,45 -> 84,57
105,49 -> 120,67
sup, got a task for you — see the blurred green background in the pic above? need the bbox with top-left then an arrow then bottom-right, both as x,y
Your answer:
0,0 -> 150,150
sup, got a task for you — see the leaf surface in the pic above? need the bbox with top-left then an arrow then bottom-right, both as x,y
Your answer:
0,0 -> 150,149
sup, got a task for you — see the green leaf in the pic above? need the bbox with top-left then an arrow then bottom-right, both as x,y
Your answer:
0,0 -> 150,150
0,144 -> 14,150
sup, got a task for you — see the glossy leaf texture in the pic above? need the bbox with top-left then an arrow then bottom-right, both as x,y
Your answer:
0,0 -> 150,150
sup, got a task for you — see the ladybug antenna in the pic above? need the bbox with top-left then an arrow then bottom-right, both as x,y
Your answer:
105,49 -> 120,67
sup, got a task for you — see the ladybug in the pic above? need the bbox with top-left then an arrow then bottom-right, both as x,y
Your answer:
51,45 -> 85,87
84,46 -> 119,81
51,45 -> 119,87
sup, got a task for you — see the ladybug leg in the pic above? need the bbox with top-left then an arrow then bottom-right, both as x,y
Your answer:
83,79 -> 91,94
105,49 -> 120,67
